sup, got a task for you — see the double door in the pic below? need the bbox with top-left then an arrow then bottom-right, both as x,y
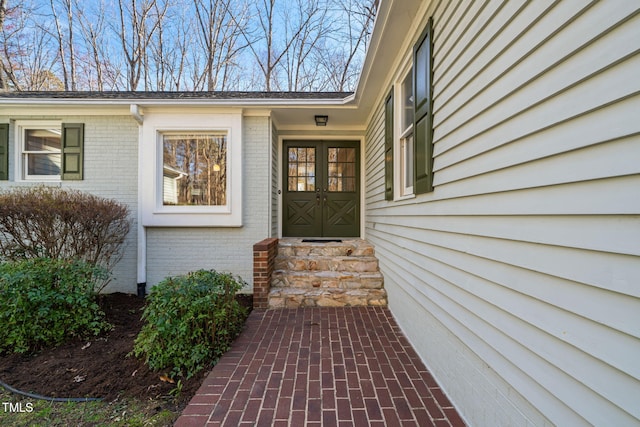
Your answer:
283,140 -> 360,237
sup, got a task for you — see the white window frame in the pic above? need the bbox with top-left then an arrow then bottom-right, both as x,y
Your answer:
14,120 -> 62,181
395,64 -> 415,199
140,111 -> 243,227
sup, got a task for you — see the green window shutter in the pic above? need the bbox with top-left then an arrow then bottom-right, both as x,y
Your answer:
413,17 -> 434,194
384,89 -> 394,200
0,124 -> 8,180
61,123 -> 84,180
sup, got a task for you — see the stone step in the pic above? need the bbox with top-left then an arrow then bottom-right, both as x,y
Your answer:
277,239 -> 375,257
274,255 -> 379,273
268,238 -> 387,309
268,287 -> 387,308
272,270 -> 384,290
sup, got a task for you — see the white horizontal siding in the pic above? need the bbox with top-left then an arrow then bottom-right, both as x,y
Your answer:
366,1 -> 640,426
437,96 -> 640,185
369,215 -> 640,256
436,58 -> 640,169
365,101 -> 386,203
369,175 -> 640,215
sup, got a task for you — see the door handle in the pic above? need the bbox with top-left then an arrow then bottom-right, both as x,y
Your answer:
316,195 -> 321,205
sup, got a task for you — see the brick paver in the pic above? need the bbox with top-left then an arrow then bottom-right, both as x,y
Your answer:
175,308 -> 466,426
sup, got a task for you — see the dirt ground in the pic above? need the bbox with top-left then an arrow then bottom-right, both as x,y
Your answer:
0,292 -> 252,408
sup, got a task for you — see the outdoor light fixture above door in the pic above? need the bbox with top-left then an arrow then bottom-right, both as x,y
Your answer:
315,115 -> 328,126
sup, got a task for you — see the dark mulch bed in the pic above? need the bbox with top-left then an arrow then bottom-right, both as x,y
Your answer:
0,292 -> 252,408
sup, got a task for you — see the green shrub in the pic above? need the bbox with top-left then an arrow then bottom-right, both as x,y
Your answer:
132,270 -> 248,379
0,186 -> 131,291
0,258 -> 112,354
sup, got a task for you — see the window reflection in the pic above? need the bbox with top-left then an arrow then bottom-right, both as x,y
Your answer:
287,147 -> 316,191
327,147 -> 356,192
163,133 -> 227,206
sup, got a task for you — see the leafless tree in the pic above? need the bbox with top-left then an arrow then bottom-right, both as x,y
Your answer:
49,0 -> 77,90
0,0 -> 24,90
244,0 -> 318,91
116,0 -> 168,90
319,0 -> 376,91
0,0 -> 5,29
75,0 -> 109,90
0,0 -> 11,90
1,0 -> 375,92
1,1 -> 65,91
282,0 -> 331,91
170,18 -> 194,90
192,0 -> 249,91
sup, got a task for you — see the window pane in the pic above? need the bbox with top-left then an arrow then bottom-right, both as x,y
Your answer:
288,148 -> 298,162
402,69 -> 414,131
404,134 -> 414,192
162,133 -> 227,206
27,153 -> 61,175
298,147 -> 307,162
327,147 -> 356,193
25,129 -> 61,152
287,146 -> 315,192
288,163 -> 297,177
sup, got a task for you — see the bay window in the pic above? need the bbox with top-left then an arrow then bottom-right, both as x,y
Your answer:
140,111 -> 242,227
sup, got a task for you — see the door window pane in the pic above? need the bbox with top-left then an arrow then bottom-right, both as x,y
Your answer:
287,147 -> 315,191
327,147 -> 356,192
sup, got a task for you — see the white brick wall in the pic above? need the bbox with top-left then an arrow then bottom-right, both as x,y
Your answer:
2,113 -> 274,293
0,115 -> 139,293
145,116 -> 272,290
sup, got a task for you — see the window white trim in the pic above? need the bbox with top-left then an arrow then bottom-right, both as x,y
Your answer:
14,120 -> 62,182
394,64 -> 415,199
140,111 -> 243,227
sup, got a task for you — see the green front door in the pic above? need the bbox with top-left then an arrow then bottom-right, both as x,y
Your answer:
283,140 -> 360,237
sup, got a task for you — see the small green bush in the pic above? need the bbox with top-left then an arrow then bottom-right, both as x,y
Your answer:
0,258 -> 112,354
132,270 -> 248,379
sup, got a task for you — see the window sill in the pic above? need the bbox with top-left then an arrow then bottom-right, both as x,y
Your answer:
16,178 -> 62,183
394,193 -> 416,202
142,209 -> 242,227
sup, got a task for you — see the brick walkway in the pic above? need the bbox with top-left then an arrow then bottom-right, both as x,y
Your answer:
175,308 -> 466,426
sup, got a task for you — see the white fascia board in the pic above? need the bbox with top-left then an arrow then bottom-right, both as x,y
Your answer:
0,97 -> 354,108
0,104 -> 131,116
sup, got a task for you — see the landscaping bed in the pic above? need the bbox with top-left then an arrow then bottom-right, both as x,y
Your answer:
0,292 -> 252,426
